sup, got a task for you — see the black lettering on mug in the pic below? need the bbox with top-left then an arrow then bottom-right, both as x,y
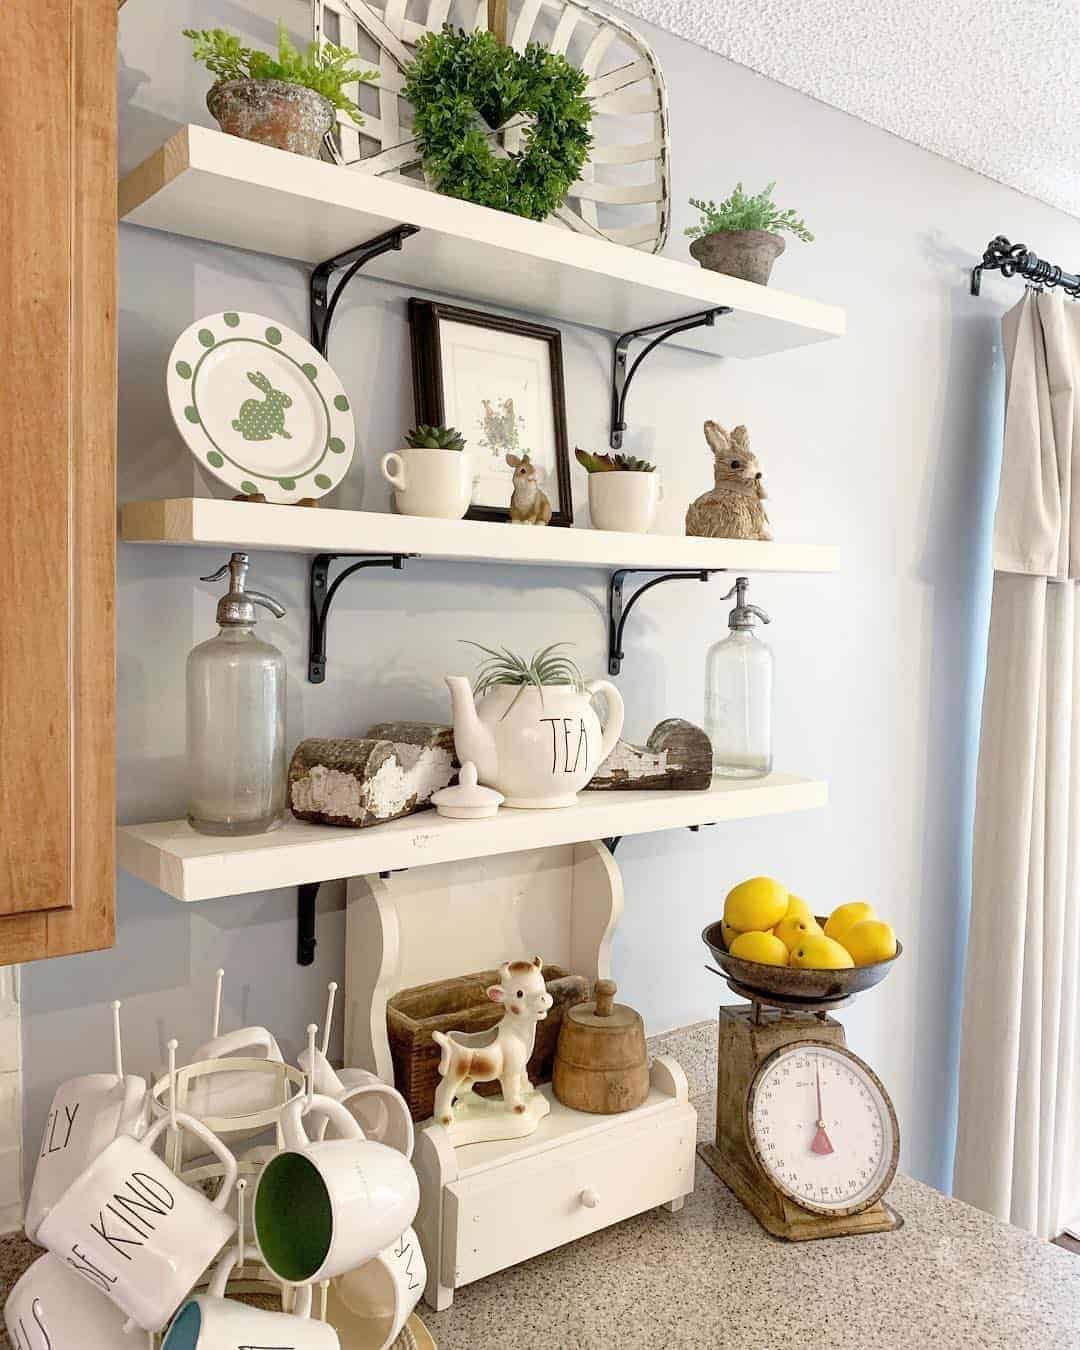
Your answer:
39,1103 -> 79,1159
129,1171 -> 175,1211
394,1232 -> 422,1292
9,1303 -> 50,1350
66,1243 -> 118,1292
91,1209 -> 142,1260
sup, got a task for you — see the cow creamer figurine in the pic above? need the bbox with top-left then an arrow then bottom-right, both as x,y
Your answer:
685,421 -> 772,541
432,958 -> 554,1137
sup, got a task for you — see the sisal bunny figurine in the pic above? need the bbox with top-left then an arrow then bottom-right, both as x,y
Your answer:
231,370 -> 293,443
506,452 -> 553,525
685,421 -> 772,540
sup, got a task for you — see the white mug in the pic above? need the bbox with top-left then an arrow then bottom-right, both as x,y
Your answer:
253,1094 -> 419,1286
187,1026 -> 285,1120
162,1248 -> 339,1350
587,470 -> 664,533
37,1110 -> 238,1332
299,1048 -> 414,1159
381,446 -> 472,519
329,1226 -> 425,1350
4,1252 -> 130,1349
25,1071 -> 149,1241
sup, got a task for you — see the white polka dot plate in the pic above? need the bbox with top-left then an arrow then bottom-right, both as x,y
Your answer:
167,311 -> 355,504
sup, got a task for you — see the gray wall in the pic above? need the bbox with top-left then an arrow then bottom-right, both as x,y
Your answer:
20,0 -> 1077,1195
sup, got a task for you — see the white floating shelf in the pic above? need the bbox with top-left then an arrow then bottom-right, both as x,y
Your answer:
120,498 -> 838,571
119,774 -> 827,902
119,126 -> 845,359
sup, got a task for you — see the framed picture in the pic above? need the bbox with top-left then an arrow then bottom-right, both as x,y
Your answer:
408,299 -> 574,526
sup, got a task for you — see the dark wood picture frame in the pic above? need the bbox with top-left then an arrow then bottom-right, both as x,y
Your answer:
408,299 -> 574,526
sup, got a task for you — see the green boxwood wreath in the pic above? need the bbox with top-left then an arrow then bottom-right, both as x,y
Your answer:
402,26 -> 593,222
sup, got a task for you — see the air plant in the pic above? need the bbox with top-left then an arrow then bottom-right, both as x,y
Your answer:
575,448 -> 656,473
464,641 -> 585,718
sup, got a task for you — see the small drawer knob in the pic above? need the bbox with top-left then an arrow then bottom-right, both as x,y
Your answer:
580,1187 -> 600,1209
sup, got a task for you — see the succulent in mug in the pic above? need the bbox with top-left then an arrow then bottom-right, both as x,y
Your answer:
575,448 -> 656,473
405,424 -> 467,451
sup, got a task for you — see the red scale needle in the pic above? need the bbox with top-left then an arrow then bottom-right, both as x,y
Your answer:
811,1060 -> 835,1156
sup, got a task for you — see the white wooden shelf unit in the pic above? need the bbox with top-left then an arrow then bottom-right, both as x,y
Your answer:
119,774 -> 827,903
119,126 -> 844,360
345,844 -> 697,1309
120,498 -> 839,571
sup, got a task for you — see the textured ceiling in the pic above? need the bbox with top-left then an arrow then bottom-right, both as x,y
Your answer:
614,0 -> 1080,220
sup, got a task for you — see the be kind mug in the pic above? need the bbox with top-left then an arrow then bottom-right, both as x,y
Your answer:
254,1094 -> 419,1286
25,1071 -> 149,1241
37,1110 -> 238,1332
163,1247 -> 340,1350
4,1252 -> 130,1350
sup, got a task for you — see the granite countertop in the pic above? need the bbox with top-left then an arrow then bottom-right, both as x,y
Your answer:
3,1024 -> 1079,1349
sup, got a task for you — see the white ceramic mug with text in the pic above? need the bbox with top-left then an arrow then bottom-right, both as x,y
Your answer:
162,1248 -> 340,1350
25,1071 -> 149,1241
381,446 -> 472,518
37,1110 -> 238,1331
329,1226 -> 426,1350
587,470 -> 663,532
253,1094 -> 419,1286
4,1252 -> 131,1350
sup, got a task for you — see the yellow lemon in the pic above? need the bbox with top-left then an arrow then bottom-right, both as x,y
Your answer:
773,912 -> 823,952
721,919 -> 739,949
841,919 -> 897,966
724,877 -> 788,933
729,930 -> 789,967
790,933 -> 854,970
824,901 -> 876,945
783,895 -> 814,922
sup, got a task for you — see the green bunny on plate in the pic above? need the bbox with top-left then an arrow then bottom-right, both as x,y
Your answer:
232,370 -> 293,442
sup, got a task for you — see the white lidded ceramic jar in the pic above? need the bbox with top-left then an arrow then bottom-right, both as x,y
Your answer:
380,446 -> 472,519
588,471 -> 663,532
446,676 -> 625,808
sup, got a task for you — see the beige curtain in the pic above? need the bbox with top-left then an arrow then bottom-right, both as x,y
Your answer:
955,290 -> 1080,1238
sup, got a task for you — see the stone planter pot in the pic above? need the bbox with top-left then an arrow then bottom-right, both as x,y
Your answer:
207,79 -> 334,158
689,229 -> 786,285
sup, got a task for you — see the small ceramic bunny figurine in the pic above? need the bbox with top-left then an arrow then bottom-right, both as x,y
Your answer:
506,453 -> 553,525
231,370 -> 293,443
685,421 -> 771,540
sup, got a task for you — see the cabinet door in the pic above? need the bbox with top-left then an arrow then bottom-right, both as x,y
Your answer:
0,0 -> 117,961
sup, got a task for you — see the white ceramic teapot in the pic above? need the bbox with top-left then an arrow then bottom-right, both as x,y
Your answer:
446,675 -> 624,808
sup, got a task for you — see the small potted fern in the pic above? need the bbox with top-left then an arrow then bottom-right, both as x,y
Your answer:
381,425 -> 472,519
576,448 -> 662,534
183,22 -> 377,158
685,183 -> 813,285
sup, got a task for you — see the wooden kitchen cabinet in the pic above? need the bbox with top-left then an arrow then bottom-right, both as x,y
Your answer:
0,0 -> 117,962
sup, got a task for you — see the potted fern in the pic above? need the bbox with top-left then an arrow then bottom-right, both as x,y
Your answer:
576,449 -> 661,534
446,644 -> 624,808
381,425 -> 472,519
685,183 -> 813,285
183,22 -> 377,158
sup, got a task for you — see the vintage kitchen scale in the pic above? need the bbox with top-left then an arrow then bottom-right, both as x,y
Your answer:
699,919 -> 903,1242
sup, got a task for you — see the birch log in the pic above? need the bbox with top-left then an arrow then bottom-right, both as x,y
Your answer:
288,722 -> 456,827
589,718 -> 712,791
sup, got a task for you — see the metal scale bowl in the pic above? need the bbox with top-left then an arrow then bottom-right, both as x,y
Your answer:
700,918 -> 904,1242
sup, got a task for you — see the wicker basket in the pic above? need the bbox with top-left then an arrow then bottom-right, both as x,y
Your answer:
387,965 -> 588,1120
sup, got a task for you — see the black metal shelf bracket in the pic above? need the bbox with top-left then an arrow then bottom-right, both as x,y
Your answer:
297,882 -> 319,965
610,307 -> 732,449
309,553 -> 411,683
608,568 -> 723,675
310,224 -> 421,356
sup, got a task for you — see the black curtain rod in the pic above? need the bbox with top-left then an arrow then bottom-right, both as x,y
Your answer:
971,235 -> 1080,298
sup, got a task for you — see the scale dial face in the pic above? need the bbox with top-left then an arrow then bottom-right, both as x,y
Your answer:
746,1041 -> 898,1217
